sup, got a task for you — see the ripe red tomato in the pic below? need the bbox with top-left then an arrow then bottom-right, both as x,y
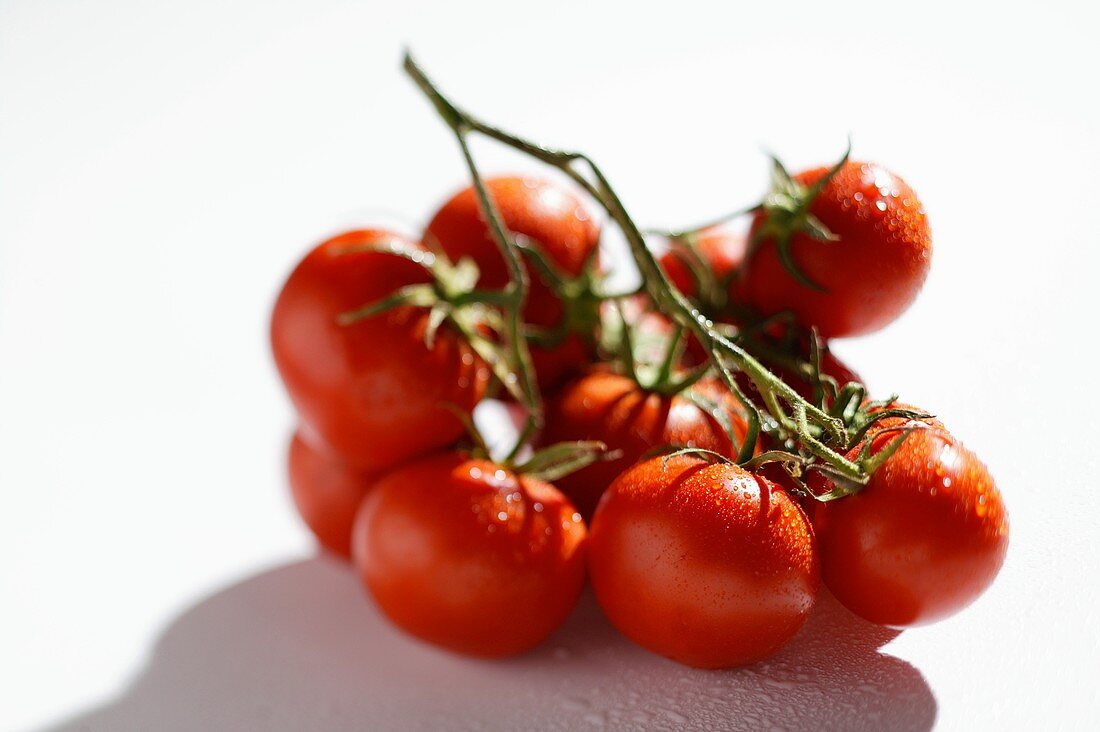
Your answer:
589,454 -> 819,668
539,370 -> 751,520
742,161 -> 932,338
352,452 -> 587,657
271,229 -> 489,472
288,429 -> 376,559
812,424 -> 1008,627
424,176 -> 601,389
659,226 -> 747,303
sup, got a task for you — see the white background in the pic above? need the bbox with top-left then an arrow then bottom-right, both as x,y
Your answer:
2,1 -> 1098,730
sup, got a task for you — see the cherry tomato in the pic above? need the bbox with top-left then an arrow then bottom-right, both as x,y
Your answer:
812,424 -> 1008,627
424,176 -> 601,389
659,226 -> 747,303
539,370 -> 750,520
352,451 -> 587,657
588,454 -> 819,668
271,229 -> 489,472
288,429 -> 376,559
742,161 -> 932,338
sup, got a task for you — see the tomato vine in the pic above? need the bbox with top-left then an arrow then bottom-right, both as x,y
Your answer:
403,50 -> 924,494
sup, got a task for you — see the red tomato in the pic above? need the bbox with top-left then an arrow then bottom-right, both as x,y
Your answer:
424,176 -> 601,389
352,452 -> 587,657
271,229 -> 489,472
288,429 -> 376,559
812,424 -> 1008,627
659,226 -> 747,302
589,454 -> 819,668
539,370 -> 750,520
742,161 -> 932,338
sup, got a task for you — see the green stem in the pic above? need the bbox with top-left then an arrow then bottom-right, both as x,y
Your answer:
403,50 -> 862,482
647,202 -> 762,241
406,55 -> 542,461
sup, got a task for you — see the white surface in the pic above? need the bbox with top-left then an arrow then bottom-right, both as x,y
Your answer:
1,1 -> 1098,730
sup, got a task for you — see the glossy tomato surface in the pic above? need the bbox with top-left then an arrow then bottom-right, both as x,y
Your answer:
539,370 -> 750,520
425,176 -> 600,389
352,452 -> 587,658
288,429 -> 376,559
271,230 -> 488,472
589,454 -> 819,668
813,425 -> 1008,627
742,161 -> 932,338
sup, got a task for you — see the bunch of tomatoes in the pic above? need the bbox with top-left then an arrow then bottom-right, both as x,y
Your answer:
269,55 -> 1009,669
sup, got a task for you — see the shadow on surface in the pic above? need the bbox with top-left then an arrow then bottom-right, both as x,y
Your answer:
45,557 -> 935,731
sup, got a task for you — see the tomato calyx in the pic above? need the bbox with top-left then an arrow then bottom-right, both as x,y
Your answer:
609,302 -> 710,397
510,440 -> 621,482
335,239 -> 531,403
754,396 -> 939,502
445,403 -> 617,484
596,301 -> 761,459
750,143 -> 851,292
515,235 -> 610,353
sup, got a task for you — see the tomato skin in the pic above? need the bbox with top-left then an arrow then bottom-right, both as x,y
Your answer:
742,161 -> 932,338
352,452 -> 587,658
813,425 -> 1008,627
271,230 -> 489,472
288,429 -> 376,559
659,226 -> 747,301
589,455 -> 819,668
539,370 -> 750,520
424,176 -> 601,389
